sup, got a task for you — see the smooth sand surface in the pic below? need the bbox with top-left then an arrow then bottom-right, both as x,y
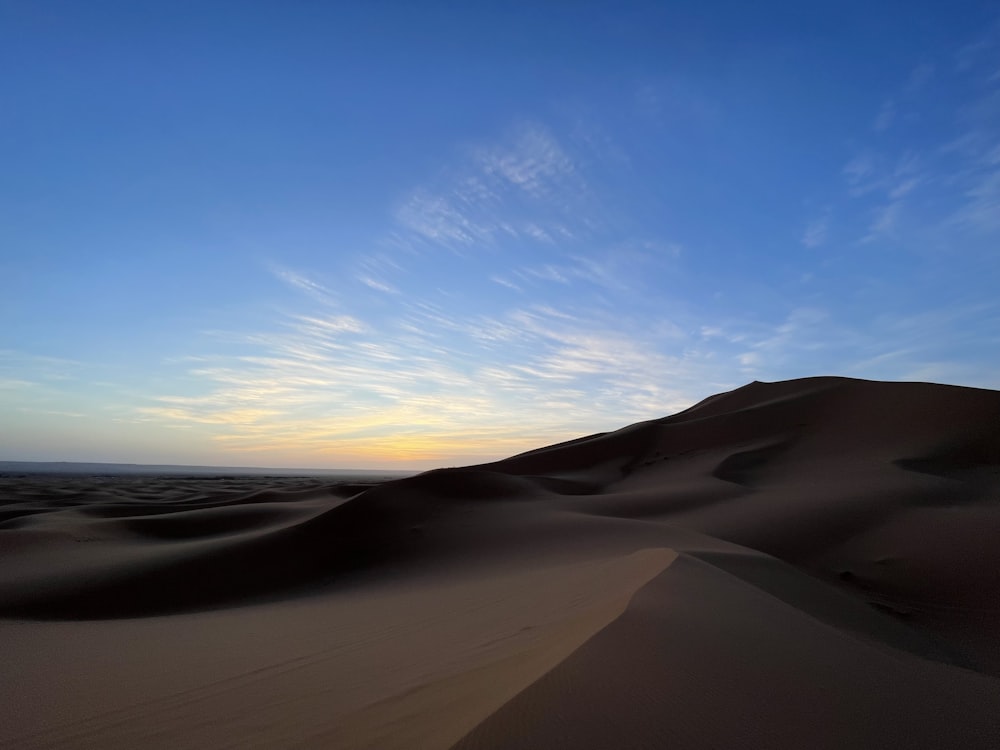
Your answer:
2,376 -> 999,748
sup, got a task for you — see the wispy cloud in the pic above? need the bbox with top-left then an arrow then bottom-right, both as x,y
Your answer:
139,264 -> 729,465
863,200 -> 903,242
839,29 -> 1000,250
944,84 -> 1000,233
359,275 -> 399,294
504,244 -> 677,297
904,63 -> 935,94
392,120 -> 594,254
728,308 -> 836,376
395,188 -> 490,247
842,153 -> 878,191
955,24 -> 999,73
490,275 -> 522,292
842,151 -> 923,200
118,258 -> 1000,467
293,314 -> 367,335
801,214 -> 829,248
474,121 -> 583,202
0,350 -> 82,378
872,64 -> 935,133
873,99 -> 896,132
270,266 -> 337,304
844,303 -> 1000,385
954,169 -> 1000,232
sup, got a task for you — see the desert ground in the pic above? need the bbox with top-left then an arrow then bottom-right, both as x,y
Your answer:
2,376 -> 999,748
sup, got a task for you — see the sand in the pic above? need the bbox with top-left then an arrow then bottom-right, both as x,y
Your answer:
1,376 -> 999,748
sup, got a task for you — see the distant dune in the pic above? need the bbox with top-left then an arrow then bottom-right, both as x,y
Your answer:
2,376 -> 999,748
0,460 -> 413,478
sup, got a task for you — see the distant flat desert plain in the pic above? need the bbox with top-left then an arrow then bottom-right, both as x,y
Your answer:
2,376 -> 999,749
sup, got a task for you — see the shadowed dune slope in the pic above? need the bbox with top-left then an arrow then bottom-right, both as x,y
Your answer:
1,376 -> 999,749
480,376 -> 1000,673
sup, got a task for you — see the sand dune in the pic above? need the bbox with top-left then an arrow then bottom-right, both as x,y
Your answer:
2,376 -> 999,748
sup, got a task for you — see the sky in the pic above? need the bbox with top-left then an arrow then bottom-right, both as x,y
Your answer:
2,1 -> 999,469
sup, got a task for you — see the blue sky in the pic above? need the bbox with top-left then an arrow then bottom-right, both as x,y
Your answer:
3,1 -> 999,468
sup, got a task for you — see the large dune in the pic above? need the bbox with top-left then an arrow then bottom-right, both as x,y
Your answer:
2,376 -> 999,748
